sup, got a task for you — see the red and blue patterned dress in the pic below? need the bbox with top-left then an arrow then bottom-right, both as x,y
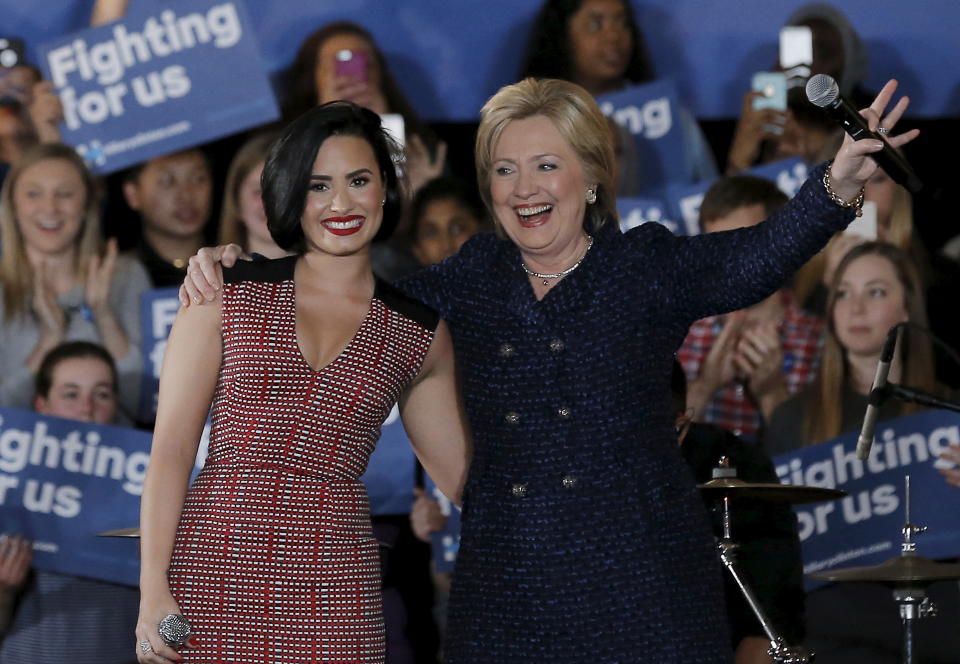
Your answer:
167,256 -> 437,663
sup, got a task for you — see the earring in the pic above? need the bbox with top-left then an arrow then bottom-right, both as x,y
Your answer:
381,198 -> 386,206
586,188 -> 597,204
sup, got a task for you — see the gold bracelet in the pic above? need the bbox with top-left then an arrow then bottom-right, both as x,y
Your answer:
822,166 -> 864,217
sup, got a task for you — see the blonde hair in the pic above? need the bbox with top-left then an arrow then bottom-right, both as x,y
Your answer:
806,242 -> 939,444
475,78 -> 617,232
218,130 -> 278,248
0,143 -> 102,317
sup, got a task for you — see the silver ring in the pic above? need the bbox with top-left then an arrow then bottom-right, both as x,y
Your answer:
877,126 -> 889,135
158,613 -> 193,647
139,639 -> 153,653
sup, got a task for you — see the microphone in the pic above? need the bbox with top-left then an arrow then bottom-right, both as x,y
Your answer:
856,324 -> 901,460
805,74 -> 924,194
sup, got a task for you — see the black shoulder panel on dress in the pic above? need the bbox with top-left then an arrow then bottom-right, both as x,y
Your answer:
223,255 -> 297,284
376,278 -> 440,332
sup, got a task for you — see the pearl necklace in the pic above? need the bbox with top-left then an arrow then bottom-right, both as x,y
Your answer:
521,236 -> 594,286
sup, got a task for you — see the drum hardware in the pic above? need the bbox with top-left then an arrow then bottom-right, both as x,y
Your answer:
809,476 -> 960,664
700,457 -> 849,664
97,526 -> 140,537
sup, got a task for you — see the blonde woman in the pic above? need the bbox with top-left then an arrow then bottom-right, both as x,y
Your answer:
0,143 -> 150,415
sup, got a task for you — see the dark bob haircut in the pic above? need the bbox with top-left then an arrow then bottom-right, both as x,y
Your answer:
35,341 -> 118,399
519,0 -> 656,85
262,101 -> 403,253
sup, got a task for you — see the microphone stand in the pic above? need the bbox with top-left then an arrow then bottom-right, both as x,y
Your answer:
874,383 -> 960,415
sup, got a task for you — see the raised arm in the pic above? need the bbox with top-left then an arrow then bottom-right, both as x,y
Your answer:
136,275 -> 222,662
668,79 -> 918,324
398,320 -> 471,505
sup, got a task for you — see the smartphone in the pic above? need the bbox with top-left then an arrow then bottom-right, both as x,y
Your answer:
0,37 -> 25,69
751,72 -> 787,111
334,49 -> 368,83
843,201 -> 878,240
779,26 -> 813,70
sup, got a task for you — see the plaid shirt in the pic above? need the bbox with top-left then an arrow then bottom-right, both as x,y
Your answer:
678,292 -> 824,441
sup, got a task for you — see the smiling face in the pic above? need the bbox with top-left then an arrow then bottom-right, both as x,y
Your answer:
568,0 -> 633,94
301,134 -> 384,256
489,115 -> 593,259
34,356 -> 118,425
832,253 -> 909,360
13,157 -> 87,258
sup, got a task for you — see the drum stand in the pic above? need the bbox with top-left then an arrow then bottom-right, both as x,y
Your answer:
891,476 -> 937,664
711,460 -> 814,664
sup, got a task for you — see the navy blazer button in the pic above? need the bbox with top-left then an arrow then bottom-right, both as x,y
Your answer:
557,406 -> 571,419
511,483 -> 528,498
561,475 -> 578,489
505,412 -> 520,424
549,338 -> 565,352
499,343 -> 515,357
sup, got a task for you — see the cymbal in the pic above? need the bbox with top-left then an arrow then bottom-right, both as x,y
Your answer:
809,554 -> 960,584
97,526 -> 140,538
697,478 -> 847,504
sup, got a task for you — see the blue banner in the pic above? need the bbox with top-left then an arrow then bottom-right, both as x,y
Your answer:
139,287 -> 180,422
746,158 -> 810,199
39,0 -> 279,174
617,196 -> 685,236
361,405 -> 417,516
772,410 -> 960,590
598,80 -> 687,192
0,407 -> 148,586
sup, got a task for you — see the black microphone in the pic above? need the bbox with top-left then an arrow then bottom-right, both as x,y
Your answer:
856,324 -> 901,460
806,74 -> 924,194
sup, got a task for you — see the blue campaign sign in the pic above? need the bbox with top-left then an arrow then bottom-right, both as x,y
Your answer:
746,158 -> 810,198
772,410 -> 960,590
139,287 -> 180,422
423,474 -> 460,574
0,407 -> 148,587
597,80 -> 687,193
361,405 -> 417,516
664,179 -> 717,236
616,196 -> 683,235
39,0 -> 279,174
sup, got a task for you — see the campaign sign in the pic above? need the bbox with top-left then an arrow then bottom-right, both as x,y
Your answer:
746,158 -> 809,199
361,405 -> 417,516
773,410 -> 960,590
616,196 -> 685,236
597,80 -> 686,192
39,0 -> 279,174
139,287 -> 180,422
664,179 -> 718,236
0,407 -> 148,586
423,474 -> 461,574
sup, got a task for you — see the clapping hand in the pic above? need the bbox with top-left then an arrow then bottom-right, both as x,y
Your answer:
32,261 -> 66,345
734,322 -> 789,419
85,238 -> 119,317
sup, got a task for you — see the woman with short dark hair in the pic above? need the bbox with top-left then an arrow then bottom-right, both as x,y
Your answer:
136,101 -> 469,663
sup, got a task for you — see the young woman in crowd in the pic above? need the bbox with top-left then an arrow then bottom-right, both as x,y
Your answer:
283,21 -> 445,195
185,75 -> 910,662
520,0 -> 718,191
0,341 -> 139,664
764,242 -> 960,664
0,143 -> 150,417
136,102 -> 469,663
217,130 -> 290,260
